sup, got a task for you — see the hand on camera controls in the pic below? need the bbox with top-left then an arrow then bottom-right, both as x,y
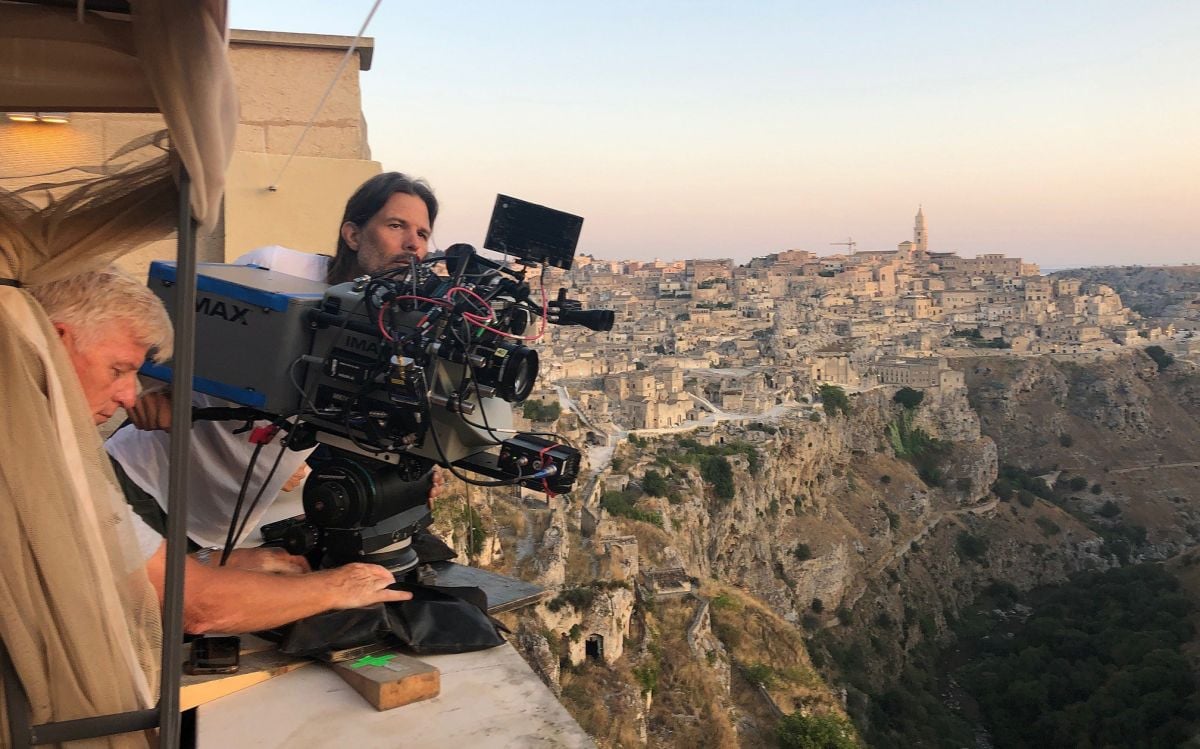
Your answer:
324,563 -> 413,609
222,546 -> 311,574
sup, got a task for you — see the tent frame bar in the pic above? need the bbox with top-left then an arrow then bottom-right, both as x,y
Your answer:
158,162 -> 197,749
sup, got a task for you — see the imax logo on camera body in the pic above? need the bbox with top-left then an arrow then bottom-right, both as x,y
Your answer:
196,296 -> 251,326
342,333 -> 380,357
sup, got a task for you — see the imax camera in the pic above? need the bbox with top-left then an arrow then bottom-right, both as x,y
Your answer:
145,195 -> 613,574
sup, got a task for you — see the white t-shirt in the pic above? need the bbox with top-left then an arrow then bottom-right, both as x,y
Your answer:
108,247 -> 329,557
237,244 -> 331,281
108,392 -> 311,552
129,509 -> 167,561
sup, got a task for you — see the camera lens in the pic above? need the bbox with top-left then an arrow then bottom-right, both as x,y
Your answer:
496,344 -> 538,402
467,342 -> 539,402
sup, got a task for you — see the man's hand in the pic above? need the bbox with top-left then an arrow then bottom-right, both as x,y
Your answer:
222,546 -> 311,574
321,563 -> 413,609
428,466 -> 445,508
128,390 -> 172,431
281,463 -> 311,493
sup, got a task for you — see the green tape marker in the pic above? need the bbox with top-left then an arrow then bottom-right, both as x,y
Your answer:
350,653 -> 396,669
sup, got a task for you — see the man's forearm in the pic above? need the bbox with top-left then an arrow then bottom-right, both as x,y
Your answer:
182,559 -> 342,633
144,546 -> 406,634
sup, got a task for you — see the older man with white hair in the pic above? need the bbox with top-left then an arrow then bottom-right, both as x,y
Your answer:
30,267 -> 412,634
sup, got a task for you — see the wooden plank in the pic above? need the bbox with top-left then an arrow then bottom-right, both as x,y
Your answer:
331,651 -> 440,711
179,640 -> 312,711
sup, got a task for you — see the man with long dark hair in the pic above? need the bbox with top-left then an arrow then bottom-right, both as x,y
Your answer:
326,171 -> 437,284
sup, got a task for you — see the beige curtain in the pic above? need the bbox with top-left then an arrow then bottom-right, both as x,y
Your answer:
0,1 -> 237,745
0,0 -> 233,231
131,0 -> 236,231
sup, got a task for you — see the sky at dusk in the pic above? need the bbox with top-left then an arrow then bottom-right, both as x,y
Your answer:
230,2 -> 1199,268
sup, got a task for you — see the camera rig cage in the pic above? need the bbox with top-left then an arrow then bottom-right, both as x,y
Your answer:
143,195 -> 612,574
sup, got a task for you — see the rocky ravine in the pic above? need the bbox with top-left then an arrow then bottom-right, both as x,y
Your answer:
428,353 -> 1199,745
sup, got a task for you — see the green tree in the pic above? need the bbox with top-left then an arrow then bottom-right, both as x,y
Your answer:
1144,345 -> 1175,371
743,662 -> 776,687
461,506 -> 486,556
819,384 -> 851,417
642,469 -> 668,497
522,400 -> 561,421
959,564 -> 1196,748
956,531 -> 988,561
1098,500 -> 1121,518
893,387 -> 924,409
777,712 -> 859,749
600,490 -> 663,527
700,455 -> 735,502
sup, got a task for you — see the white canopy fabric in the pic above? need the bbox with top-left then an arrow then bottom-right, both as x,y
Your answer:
0,0 -> 236,231
0,1 -> 237,745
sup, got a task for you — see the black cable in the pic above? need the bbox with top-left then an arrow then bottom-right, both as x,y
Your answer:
232,437 -> 291,546
343,385 -> 391,456
288,355 -> 321,416
423,380 -> 528,488
462,329 -> 509,445
220,441 -> 265,566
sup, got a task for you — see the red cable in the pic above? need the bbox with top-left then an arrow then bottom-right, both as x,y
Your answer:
377,303 -> 394,341
460,280 -> 548,342
446,286 -> 495,317
379,295 -> 452,341
393,294 -> 453,308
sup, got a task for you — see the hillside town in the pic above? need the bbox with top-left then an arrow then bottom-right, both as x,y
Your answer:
527,209 -> 1190,432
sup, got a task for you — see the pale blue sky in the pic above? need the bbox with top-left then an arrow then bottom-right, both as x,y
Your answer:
231,2 -> 1199,267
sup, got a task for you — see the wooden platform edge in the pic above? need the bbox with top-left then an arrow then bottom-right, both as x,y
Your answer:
180,649 -> 313,711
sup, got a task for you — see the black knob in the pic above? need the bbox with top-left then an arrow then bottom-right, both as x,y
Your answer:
282,523 -> 320,556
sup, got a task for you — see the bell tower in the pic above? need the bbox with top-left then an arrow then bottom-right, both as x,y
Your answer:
914,206 -> 928,255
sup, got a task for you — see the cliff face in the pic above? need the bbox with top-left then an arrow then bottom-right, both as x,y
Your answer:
631,381 -> 1000,626
961,351 -> 1200,553
1052,265 -> 1200,320
449,352 -> 1200,746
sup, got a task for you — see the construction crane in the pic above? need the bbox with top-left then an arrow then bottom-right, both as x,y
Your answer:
829,237 -> 857,253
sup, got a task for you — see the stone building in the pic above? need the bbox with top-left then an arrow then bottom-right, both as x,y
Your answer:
872,356 -> 963,389
599,536 -> 640,581
642,568 -> 693,599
